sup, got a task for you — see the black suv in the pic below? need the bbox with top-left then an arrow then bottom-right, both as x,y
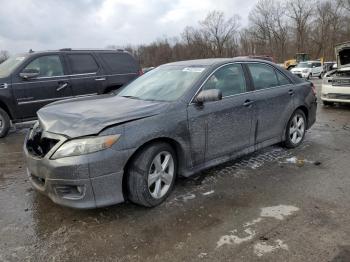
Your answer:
0,49 -> 141,137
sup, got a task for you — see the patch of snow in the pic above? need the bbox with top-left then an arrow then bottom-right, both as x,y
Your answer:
243,218 -> 263,227
254,239 -> 289,257
217,228 -> 255,248
260,205 -> 299,220
202,190 -> 214,196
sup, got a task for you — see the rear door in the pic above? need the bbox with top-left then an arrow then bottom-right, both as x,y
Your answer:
187,63 -> 255,165
312,62 -> 322,76
245,63 -> 295,147
12,54 -> 72,119
65,52 -> 104,96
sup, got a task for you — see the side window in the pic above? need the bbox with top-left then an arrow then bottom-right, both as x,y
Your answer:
100,53 -> 138,74
67,54 -> 98,74
276,70 -> 291,85
23,55 -> 64,77
247,63 -> 278,90
202,64 -> 246,97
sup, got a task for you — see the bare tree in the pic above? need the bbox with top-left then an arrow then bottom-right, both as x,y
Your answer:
287,0 -> 314,52
199,11 -> 240,57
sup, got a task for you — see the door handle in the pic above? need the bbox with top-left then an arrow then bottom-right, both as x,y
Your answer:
243,99 -> 254,107
95,77 -> 106,81
288,89 -> 295,96
56,82 -> 68,91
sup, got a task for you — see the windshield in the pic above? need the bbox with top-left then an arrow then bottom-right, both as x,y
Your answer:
118,65 -> 206,101
0,54 -> 27,78
295,62 -> 312,69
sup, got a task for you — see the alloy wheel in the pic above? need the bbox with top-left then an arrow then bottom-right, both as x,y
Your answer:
148,151 -> 175,199
289,114 -> 305,145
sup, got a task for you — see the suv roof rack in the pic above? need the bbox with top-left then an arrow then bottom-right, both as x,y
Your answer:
58,48 -> 125,52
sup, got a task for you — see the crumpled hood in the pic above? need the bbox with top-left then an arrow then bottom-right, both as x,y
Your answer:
37,95 -> 169,138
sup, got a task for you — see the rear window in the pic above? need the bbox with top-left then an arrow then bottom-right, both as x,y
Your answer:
67,54 -> 99,74
100,53 -> 138,74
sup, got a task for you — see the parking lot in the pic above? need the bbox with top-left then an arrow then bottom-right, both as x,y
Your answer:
0,79 -> 349,261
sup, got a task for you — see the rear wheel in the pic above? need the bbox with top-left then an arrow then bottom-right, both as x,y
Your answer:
284,110 -> 306,148
0,108 -> 10,138
126,142 -> 177,207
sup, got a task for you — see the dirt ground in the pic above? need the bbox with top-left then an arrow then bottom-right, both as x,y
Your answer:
1,79 -> 350,262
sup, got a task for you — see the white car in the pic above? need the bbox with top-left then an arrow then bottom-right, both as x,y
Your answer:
291,61 -> 323,79
321,42 -> 350,106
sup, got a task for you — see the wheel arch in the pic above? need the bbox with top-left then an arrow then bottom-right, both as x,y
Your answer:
122,136 -> 187,197
0,99 -> 13,120
282,105 -> 309,141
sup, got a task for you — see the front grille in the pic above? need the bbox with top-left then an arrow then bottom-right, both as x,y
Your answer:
327,93 -> 350,100
26,126 -> 59,158
332,78 -> 350,86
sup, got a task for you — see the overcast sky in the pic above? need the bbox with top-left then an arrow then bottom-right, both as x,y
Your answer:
0,0 -> 257,54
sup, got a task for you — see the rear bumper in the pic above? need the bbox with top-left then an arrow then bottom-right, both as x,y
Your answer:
24,133 -> 134,209
307,99 -> 317,129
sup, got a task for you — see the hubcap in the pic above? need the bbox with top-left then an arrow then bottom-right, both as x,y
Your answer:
148,151 -> 174,199
289,114 -> 305,144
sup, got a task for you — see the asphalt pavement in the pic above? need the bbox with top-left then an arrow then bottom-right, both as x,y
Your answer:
0,79 -> 349,262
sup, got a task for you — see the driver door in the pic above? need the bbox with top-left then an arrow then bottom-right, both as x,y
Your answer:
12,54 -> 72,120
187,63 -> 255,166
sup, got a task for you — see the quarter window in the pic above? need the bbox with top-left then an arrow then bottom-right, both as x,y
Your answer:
203,64 -> 247,97
247,63 -> 278,90
23,55 -> 64,77
276,71 -> 291,85
67,54 -> 98,74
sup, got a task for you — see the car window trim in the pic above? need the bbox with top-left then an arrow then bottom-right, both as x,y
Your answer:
189,62 -> 250,104
18,54 -> 66,79
65,53 -> 101,76
243,61 -> 293,90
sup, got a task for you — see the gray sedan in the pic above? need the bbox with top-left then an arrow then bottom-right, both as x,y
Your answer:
24,58 -> 317,209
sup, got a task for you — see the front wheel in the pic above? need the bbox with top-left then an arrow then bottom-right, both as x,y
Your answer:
284,110 -> 306,148
0,108 -> 11,138
126,142 -> 177,207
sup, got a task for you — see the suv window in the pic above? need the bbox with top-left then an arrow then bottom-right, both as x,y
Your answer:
203,64 -> 246,97
67,54 -> 98,74
276,70 -> 291,85
23,55 -> 64,77
100,53 -> 138,74
313,62 -> 321,67
247,63 -> 278,90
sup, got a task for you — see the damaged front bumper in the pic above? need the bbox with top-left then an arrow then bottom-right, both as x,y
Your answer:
24,131 -> 133,209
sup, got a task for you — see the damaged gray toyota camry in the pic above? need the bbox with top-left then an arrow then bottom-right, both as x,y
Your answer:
24,58 -> 317,209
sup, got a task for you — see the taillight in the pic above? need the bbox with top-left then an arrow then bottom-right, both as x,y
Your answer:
310,82 -> 316,96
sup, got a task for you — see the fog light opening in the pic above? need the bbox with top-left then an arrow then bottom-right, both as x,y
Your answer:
54,185 -> 86,200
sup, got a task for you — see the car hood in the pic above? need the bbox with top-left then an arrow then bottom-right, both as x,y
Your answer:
37,95 -> 170,138
335,42 -> 350,68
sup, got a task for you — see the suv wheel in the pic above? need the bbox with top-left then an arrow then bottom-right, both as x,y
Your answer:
0,108 -> 10,138
284,109 -> 306,148
126,142 -> 177,207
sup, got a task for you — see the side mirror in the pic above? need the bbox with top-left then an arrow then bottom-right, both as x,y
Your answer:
194,89 -> 222,104
20,69 -> 40,79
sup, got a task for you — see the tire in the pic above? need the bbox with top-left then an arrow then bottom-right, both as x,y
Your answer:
318,74 -> 322,79
0,108 -> 10,138
284,109 -> 306,148
323,101 -> 334,106
306,74 -> 311,80
126,142 -> 177,207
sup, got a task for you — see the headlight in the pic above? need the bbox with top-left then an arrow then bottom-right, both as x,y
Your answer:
302,69 -> 309,73
51,135 -> 120,159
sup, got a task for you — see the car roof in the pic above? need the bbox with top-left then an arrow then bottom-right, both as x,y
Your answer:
162,57 -> 276,67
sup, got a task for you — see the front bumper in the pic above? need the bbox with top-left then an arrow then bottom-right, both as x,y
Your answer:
24,132 -> 134,209
292,72 -> 310,78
